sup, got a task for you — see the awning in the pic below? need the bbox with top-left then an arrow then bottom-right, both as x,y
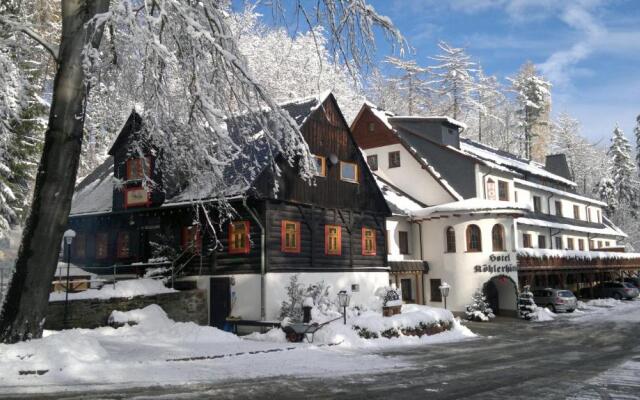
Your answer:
388,260 -> 429,273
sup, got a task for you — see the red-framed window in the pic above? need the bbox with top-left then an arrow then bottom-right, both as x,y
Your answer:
117,231 -> 130,259
73,233 -> 86,259
325,225 -> 342,255
281,220 -> 301,253
126,157 -> 152,180
124,186 -> 151,208
361,227 -> 376,256
181,225 -> 202,254
95,232 -> 108,259
229,221 -> 250,254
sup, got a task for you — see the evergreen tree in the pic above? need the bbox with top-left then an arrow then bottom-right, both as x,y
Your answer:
608,125 -> 637,209
465,288 -> 495,322
508,62 -> 551,161
518,286 -> 537,320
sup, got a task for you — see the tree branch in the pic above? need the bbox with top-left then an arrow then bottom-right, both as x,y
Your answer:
0,16 -> 59,62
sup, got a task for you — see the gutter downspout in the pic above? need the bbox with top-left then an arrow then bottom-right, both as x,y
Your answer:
417,221 -> 426,306
243,198 -> 266,321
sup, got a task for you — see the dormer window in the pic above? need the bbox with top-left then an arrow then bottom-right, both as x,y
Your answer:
126,157 -> 151,180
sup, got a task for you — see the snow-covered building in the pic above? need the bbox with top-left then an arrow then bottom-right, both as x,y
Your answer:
352,102 -> 640,316
65,93 -> 391,326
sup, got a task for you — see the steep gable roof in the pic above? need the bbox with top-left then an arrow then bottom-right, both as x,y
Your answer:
71,92 -> 391,217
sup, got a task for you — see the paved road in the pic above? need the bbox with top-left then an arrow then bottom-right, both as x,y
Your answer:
12,303 -> 640,400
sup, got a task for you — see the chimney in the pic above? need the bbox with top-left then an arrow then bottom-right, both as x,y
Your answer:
545,154 -> 573,181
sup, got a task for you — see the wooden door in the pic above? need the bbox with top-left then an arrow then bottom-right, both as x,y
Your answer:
210,277 -> 231,329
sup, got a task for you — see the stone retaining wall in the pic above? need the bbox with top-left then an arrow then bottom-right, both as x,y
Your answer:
45,290 -> 208,330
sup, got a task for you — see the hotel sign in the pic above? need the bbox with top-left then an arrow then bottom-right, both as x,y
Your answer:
474,253 -> 518,273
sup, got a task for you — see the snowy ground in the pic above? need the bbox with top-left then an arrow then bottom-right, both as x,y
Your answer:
0,304 -> 473,395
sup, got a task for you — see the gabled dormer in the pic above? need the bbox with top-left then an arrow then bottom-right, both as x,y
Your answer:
108,111 -> 165,211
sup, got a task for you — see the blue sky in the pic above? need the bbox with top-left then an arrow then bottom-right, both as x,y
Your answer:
237,0 -> 640,145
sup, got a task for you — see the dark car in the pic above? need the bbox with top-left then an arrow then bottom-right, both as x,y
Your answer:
579,281 -> 639,300
624,276 -> 640,289
532,288 -> 577,313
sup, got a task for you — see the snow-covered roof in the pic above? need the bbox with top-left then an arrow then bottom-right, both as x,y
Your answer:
374,175 -> 425,216
517,248 -> 640,261
70,158 -> 115,216
389,116 -> 467,131
53,262 -> 97,279
513,178 -> 607,207
410,198 -> 529,219
71,94 -> 329,216
459,140 -> 577,187
362,100 -> 395,130
516,217 -> 627,238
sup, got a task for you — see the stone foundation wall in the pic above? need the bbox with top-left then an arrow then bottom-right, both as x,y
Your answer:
45,290 -> 208,330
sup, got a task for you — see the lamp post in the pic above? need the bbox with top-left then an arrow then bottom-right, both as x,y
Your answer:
439,282 -> 451,310
337,290 -> 351,325
63,229 -> 76,329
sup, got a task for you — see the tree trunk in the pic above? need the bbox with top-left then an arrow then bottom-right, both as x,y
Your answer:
0,0 -> 109,343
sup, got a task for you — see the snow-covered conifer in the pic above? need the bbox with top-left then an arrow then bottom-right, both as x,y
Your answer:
508,62 -> 551,161
465,288 -> 495,322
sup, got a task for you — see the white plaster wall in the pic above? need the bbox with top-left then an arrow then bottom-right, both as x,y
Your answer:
478,166 -> 516,202
193,271 -> 390,322
386,217 -> 420,261
362,144 -> 455,205
263,272 -> 390,321
420,215 -> 519,313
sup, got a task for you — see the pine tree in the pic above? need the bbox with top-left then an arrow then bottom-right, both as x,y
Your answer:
465,288 -> 495,322
608,125 -> 637,208
518,286 -> 537,320
508,62 -> 551,161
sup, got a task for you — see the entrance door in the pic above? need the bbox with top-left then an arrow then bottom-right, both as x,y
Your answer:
484,280 -> 500,315
210,277 -> 231,329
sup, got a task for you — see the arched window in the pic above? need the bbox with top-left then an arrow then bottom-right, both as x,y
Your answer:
445,227 -> 456,253
486,178 -> 496,200
492,224 -> 505,251
466,225 -> 482,252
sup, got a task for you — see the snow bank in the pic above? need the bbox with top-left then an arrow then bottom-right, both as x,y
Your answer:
532,307 -> 556,322
49,278 -> 177,302
254,304 -> 476,349
581,298 -> 622,308
0,305 -> 404,393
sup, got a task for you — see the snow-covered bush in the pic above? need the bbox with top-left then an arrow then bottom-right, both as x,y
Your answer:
465,288 -> 495,322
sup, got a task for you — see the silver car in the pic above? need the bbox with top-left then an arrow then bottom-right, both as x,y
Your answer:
532,288 -> 577,313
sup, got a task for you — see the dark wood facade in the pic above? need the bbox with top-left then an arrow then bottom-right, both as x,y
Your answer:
350,104 -> 400,150
66,94 -> 390,277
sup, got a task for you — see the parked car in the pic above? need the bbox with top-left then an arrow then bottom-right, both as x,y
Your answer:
579,281 -> 639,300
532,288 -> 577,313
623,277 -> 640,289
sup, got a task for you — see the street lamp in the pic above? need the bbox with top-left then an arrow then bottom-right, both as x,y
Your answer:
439,282 -> 451,310
337,290 -> 351,325
63,229 -> 76,329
